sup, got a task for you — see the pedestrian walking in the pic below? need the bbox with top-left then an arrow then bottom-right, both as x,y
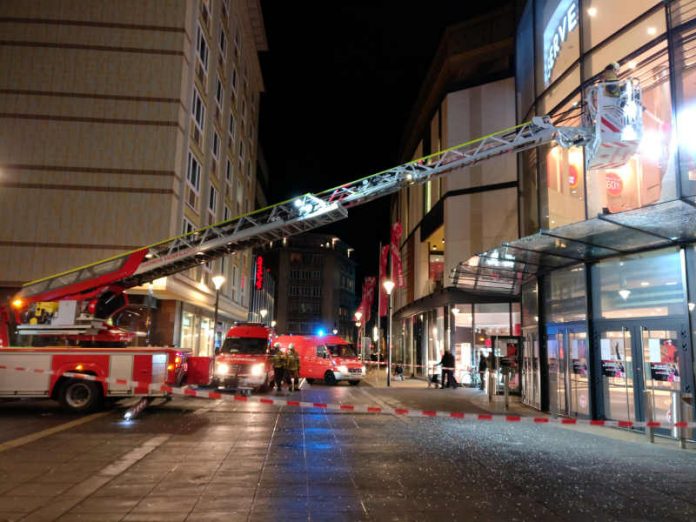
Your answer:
271,346 -> 287,393
438,349 -> 456,389
286,345 -> 301,392
478,352 -> 488,391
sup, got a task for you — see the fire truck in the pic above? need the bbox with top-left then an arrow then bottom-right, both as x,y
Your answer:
0,80 -> 641,411
211,322 -> 276,392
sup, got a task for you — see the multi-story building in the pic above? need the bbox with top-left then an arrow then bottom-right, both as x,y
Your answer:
259,234 -> 357,339
388,5 -> 521,381
0,0 -> 267,355
394,0 -> 696,436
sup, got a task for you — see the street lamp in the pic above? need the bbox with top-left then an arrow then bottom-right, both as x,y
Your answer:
212,275 -> 226,355
271,320 -> 277,328
259,308 -> 268,324
383,279 -> 395,387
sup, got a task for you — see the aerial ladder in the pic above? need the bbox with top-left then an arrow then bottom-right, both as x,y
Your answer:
1,80 -> 643,347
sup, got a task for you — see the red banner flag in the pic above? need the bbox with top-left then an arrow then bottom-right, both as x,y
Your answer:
390,221 -> 405,288
379,244 -> 390,317
360,276 -> 376,323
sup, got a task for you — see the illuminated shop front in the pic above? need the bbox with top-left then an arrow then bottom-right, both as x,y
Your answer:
453,0 -> 696,435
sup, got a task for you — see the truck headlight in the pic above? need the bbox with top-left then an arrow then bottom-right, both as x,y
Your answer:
250,363 -> 265,377
337,365 -> 348,373
362,366 -> 367,375
215,363 -> 230,376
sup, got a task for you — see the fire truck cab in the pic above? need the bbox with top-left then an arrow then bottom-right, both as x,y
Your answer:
212,323 -> 275,392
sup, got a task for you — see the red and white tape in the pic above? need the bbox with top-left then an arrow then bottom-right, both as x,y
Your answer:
1,364 -> 694,429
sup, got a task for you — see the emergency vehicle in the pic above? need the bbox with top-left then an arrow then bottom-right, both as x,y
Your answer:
275,334 -> 366,385
0,346 -> 195,413
0,79 -> 641,410
211,322 -> 275,392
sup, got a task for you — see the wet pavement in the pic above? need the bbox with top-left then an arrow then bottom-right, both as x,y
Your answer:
1,381 -> 696,521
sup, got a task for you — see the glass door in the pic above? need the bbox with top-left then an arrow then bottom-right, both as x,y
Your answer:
599,327 -> 635,422
639,325 -> 681,430
568,329 -> 590,416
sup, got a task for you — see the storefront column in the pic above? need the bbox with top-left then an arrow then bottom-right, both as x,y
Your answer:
585,261 -> 604,420
538,274 -> 549,412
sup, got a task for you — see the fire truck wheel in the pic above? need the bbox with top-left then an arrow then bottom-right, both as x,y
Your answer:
324,371 -> 337,386
305,378 -> 315,384
58,379 -> 103,413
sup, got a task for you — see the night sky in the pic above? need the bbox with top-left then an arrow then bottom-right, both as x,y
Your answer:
258,1 -> 513,282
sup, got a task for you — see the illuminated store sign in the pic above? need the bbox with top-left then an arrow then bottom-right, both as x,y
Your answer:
255,256 -> 264,289
543,0 -> 579,85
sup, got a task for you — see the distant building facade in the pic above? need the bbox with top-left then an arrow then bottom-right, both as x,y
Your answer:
0,0 -> 267,355
388,5 -> 520,381
259,234 -> 357,338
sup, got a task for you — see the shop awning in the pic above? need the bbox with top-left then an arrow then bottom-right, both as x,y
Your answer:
392,286 -> 517,321
451,198 -> 696,295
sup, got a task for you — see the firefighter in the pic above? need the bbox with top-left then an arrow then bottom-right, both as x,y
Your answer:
600,62 -> 621,97
286,344 -> 301,392
271,346 -> 287,393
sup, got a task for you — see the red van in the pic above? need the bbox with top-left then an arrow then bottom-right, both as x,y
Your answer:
212,323 -> 275,392
275,334 -> 365,385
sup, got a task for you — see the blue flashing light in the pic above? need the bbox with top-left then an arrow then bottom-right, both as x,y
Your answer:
316,328 -> 326,337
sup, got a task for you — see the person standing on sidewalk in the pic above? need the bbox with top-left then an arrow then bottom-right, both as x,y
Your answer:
271,346 -> 287,393
286,345 -> 301,392
478,352 -> 488,391
438,350 -> 456,389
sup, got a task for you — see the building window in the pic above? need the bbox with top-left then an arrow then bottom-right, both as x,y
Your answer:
215,77 -> 224,109
219,29 -> 227,57
186,152 -> 201,210
212,132 -> 220,159
231,66 -> 238,94
224,205 -> 231,221
234,28 -> 241,58
228,112 -> 235,139
238,140 -> 244,162
182,217 -> 195,235
208,185 -> 218,215
226,158 -> 233,182
196,24 -> 209,71
192,88 -> 205,132
581,0 -> 662,53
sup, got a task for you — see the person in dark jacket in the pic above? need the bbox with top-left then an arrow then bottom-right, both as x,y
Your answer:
478,352 -> 488,391
438,350 -> 456,389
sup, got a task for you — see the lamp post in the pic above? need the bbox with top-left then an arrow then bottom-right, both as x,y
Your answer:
354,311 -> 363,358
259,308 -> 268,324
212,275 -> 226,355
383,279 -> 395,387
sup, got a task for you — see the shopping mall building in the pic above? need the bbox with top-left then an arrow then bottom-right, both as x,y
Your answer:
390,0 -> 696,431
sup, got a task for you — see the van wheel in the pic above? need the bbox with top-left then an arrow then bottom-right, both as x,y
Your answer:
349,380 -> 360,386
58,379 -> 102,413
305,378 -> 315,384
324,371 -> 337,386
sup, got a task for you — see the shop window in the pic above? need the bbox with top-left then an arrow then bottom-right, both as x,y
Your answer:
474,303 -> 511,353
519,147 -> 539,236
583,10 -> 666,79
521,282 -> 539,327
670,0 -> 696,26
516,2 -> 535,119
587,41 -> 676,216
451,304 -> 473,378
582,0 -> 662,52
673,26 -> 696,196
538,65 -> 581,114
545,265 -> 587,323
594,248 -> 686,319
536,0 -> 580,90
428,252 -> 444,291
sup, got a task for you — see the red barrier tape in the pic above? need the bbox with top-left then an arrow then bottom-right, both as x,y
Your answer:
1,365 -> 694,430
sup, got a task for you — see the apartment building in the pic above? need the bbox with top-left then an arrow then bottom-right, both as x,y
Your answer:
0,0 -> 267,355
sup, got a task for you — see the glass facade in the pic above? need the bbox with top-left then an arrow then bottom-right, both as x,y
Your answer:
514,1 -> 696,432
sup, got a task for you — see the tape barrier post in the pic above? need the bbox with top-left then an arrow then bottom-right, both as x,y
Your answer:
643,389 -> 654,444
503,370 -> 510,411
2,364 -> 696,431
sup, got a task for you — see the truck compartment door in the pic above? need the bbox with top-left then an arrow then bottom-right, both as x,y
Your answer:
0,353 -> 51,395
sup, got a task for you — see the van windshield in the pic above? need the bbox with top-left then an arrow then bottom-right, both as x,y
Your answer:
220,337 -> 268,354
326,344 -> 357,358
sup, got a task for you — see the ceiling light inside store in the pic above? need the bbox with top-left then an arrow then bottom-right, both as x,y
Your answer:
647,26 -> 657,36
628,60 -> 637,69
587,7 -> 597,17
618,289 -> 631,300
640,281 -> 650,287
689,303 -> 695,312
